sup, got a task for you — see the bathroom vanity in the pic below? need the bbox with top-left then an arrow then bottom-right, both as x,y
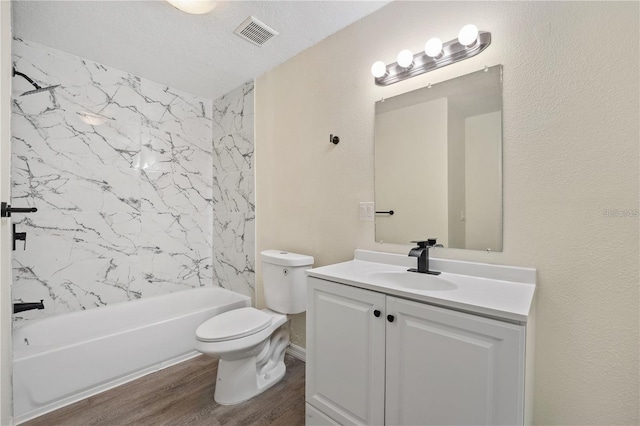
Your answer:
305,250 -> 536,426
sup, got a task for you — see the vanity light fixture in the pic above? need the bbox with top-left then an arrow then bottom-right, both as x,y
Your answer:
166,0 -> 217,15
371,24 -> 491,86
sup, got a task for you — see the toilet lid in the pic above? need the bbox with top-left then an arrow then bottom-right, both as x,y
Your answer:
196,307 -> 273,342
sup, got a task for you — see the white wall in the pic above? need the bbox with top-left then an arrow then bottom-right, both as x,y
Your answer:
375,97 -> 448,245
0,1 -> 13,423
256,1 -> 639,424
465,111 -> 501,250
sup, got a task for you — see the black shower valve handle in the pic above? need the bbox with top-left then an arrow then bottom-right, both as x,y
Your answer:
12,224 -> 27,251
1,202 -> 38,218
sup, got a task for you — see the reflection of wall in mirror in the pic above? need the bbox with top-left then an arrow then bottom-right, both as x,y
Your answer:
465,111 -> 501,250
447,105 -> 466,248
375,97 -> 448,245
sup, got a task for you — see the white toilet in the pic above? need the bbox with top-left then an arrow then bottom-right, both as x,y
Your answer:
194,250 -> 314,405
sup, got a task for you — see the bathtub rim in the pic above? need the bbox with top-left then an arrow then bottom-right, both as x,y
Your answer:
13,303 -> 246,360
13,287 -> 251,358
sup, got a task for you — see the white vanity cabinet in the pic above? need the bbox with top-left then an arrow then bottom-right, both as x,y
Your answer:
306,275 -> 530,426
384,296 -> 525,425
306,278 -> 386,425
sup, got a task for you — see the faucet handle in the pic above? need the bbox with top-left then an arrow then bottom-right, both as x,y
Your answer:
12,224 -> 27,251
410,239 -> 438,248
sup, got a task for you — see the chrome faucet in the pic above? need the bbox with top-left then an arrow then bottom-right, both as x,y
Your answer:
408,239 -> 442,275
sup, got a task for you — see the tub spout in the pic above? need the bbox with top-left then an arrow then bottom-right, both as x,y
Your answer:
13,300 -> 44,314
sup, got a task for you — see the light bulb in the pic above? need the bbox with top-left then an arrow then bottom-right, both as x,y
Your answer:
424,38 -> 443,58
371,61 -> 387,78
458,24 -> 479,47
166,0 -> 217,15
397,49 -> 414,68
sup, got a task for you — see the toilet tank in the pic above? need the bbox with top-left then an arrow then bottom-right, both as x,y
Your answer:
261,250 -> 314,314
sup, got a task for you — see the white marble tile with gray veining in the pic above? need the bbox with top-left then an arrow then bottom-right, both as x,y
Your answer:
139,209 -> 212,286
212,82 -> 254,176
210,81 -> 255,299
12,154 -> 142,213
212,212 -> 255,300
11,39 -> 215,327
212,171 -> 255,214
12,210 -> 142,322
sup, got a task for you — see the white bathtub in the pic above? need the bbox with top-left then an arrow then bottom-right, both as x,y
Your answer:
13,287 -> 251,424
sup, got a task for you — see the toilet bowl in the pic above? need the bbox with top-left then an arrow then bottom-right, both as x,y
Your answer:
195,308 -> 289,404
194,250 -> 313,405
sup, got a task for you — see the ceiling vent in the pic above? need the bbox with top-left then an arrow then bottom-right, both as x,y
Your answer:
234,16 -> 279,47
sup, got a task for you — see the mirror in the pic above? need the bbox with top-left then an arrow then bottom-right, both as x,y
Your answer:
374,65 -> 503,251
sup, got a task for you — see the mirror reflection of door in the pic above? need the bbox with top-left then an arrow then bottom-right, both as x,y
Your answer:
374,65 -> 503,251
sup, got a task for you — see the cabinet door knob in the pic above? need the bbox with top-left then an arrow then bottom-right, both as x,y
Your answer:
387,314 -> 395,322
373,309 -> 381,317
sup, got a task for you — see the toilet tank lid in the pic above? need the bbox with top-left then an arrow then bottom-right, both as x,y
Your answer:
261,250 -> 314,267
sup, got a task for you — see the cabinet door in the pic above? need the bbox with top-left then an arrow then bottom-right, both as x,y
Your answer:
306,277 -> 386,425
385,297 -> 525,426
306,403 -> 341,426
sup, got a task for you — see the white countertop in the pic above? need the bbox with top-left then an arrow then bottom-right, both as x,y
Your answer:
306,250 -> 536,323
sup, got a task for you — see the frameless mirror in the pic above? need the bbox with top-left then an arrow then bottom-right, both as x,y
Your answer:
374,65 -> 503,251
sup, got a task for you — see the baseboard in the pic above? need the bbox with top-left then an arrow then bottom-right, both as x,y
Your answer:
286,343 -> 306,362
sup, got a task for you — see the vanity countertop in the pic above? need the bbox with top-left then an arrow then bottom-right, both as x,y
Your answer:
306,250 -> 536,323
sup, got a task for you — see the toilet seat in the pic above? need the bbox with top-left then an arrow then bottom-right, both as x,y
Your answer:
196,307 -> 273,342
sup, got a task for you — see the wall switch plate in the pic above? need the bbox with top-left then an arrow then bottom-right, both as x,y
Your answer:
359,202 -> 374,221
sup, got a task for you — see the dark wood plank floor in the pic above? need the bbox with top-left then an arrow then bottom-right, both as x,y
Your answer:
23,354 -> 305,426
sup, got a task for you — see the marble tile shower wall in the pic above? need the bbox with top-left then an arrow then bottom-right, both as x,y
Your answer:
10,39 -> 254,326
211,82 -> 255,300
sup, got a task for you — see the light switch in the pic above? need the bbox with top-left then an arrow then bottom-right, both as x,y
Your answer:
359,202 -> 374,221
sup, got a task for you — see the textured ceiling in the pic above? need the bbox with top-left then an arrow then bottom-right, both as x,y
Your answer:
12,0 -> 390,100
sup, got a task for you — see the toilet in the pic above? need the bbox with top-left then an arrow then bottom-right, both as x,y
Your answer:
194,250 -> 314,405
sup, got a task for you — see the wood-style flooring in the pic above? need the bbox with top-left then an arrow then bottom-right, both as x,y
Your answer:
23,354 -> 305,426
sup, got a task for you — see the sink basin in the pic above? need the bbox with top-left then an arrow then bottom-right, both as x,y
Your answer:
364,270 -> 457,291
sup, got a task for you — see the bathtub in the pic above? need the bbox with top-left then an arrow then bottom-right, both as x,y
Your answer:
13,287 -> 251,424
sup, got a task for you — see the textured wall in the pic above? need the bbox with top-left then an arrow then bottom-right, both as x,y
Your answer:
256,1 -> 639,424
11,39 -> 214,326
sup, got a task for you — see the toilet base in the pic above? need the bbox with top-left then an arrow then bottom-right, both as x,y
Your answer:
213,325 -> 290,405
214,357 -> 286,405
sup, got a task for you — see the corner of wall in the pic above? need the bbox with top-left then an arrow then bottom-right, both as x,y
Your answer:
0,1 -> 14,423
